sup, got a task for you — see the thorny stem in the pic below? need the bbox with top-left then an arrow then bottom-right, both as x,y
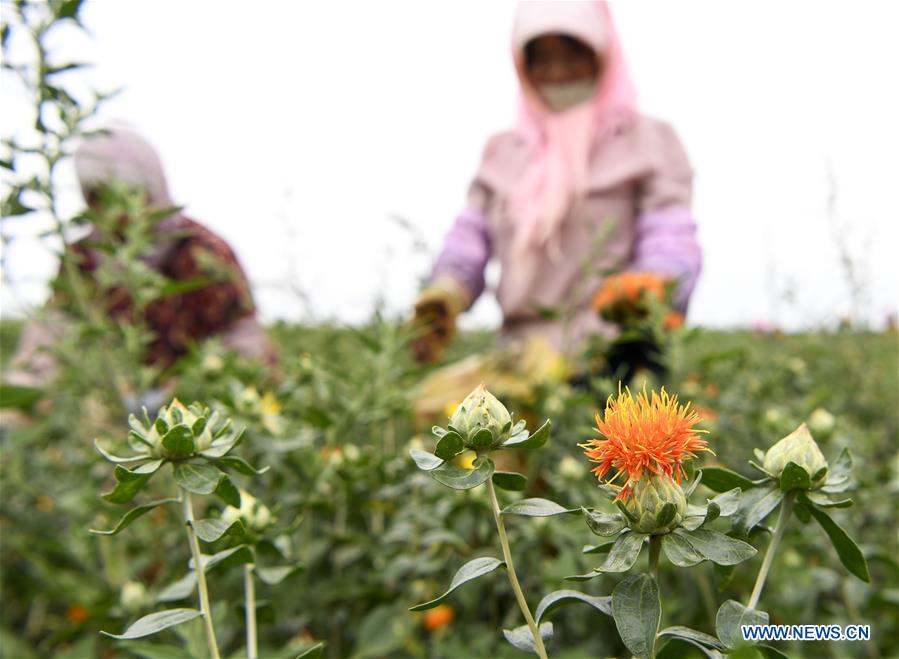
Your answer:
747,490 -> 795,610
244,564 -> 257,659
181,490 -> 221,659
648,535 -> 662,579
486,477 -> 548,659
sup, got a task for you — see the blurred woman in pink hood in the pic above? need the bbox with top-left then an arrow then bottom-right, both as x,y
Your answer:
412,1 -> 701,364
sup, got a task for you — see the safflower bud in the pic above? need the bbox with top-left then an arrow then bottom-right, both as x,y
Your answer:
620,474 -> 687,535
762,423 -> 828,485
449,384 -> 513,451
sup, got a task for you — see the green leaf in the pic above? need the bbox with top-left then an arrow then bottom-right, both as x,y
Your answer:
469,427 -> 495,450
409,449 -> 443,471
409,556 -> 505,611
697,467 -> 755,493
684,470 -> 703,498
90,498 -> 179,535
676,528 -> 757,566
801,491 -> 852,508
295,642 -> 325,659
805,504 -> 870,581
492,471 -> 527,491
779,461 -> 812,491
583,508 -> 627,536
564,570 -> 602,582
502,419 -> 551,450
596,531 -> 646,573
582,541 -> 615,554
198,426 -> 244,458
214,455 -> 270,476
214,474 -> 241,508
758,644 -> 791,659
189,545 -> 255,573
100,608 -> 202,640
256,563 -> 304,585
502,497 -> 578,517
715,600 -> 768,649
428,456 -> 494,490
173,462 -> 223,495
93,439 -> 148,464
434,431 -> 465,460
612,574 -> 660,659
192,518 -> 246,543
101,464 -> 154,504
661,532 -> 706,567
656,502 -> 678,529
535,589 -> 612,624
706,487 -> 742,524
156,572 -> 196,602
502,622 -> 553,654
161,425 -> 195,458
733,485 -> 784,535
657,626 -> 727,653
822,448 -> 853,493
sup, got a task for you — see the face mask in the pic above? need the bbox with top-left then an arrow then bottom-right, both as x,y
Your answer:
538,79 -> 597,113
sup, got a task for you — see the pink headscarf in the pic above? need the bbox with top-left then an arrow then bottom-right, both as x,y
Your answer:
508,1 -> 637,259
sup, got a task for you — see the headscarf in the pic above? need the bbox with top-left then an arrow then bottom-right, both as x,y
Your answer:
73,126 -> 185,264
507,1 -> 637,260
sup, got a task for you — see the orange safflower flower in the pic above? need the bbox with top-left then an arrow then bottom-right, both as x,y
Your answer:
581,386 -> 711,501
591,271 -> 667,314
66,604 -> 89,624
423,604 -> 455,631
664,311 -> 684,330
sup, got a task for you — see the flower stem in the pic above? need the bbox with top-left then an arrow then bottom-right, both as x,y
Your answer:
747,490 -> 795,610
244,564 -> 257,659
181,490 -> 221,659
486,478 -> 548,659
648,535 -> 662,579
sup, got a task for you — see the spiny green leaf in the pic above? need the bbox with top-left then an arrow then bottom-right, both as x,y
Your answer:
428,456 -> 493,490
410,449 -> 443,471
502,622 -> 553,654
502,497 -> 578,517
699,467 -> 755,493
583,508 -> 627,536
716,600 -> 768,649
805,504 -> 870,581
612,574 -> 660,659
434,431 -> 464,461
90,498 -> 179,535
780,461 -> 812,491
492,471 -> 527,491
100,608 -> 202,640
409,556 -> 505,611
502,419 -> 551,450
675,528 -> 757,566
173,462 -> 223,495
535,589 -> 612,624
191,518 -> 246,543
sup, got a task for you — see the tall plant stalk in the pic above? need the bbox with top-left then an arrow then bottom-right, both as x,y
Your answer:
181,490 -> 221,659
486,478 -> 548,659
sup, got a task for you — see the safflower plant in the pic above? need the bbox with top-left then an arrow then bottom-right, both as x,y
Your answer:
409,384 -> 869,658
91,399 -> 317,659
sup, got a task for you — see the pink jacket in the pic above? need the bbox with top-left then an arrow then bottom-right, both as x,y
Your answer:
432,114 -> 702,352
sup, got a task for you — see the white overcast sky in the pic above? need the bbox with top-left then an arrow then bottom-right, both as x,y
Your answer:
2,1 -> 897,330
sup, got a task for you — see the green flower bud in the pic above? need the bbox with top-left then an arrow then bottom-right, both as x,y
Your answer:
136,399 -> 217,459
449,384 -> 513,451
620,474 -> 687,535
762,423 -> 828,485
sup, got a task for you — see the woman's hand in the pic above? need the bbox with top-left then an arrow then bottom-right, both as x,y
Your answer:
410,280 -> 467,365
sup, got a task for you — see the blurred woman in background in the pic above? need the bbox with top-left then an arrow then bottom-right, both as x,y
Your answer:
6,128 -> 275,395
412,1 -> 701,369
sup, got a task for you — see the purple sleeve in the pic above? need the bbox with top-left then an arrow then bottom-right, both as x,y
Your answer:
430,208 -> 492,305
631,206 -> 702,311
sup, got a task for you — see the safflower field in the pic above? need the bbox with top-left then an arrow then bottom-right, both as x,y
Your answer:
2,3 -> 898,658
